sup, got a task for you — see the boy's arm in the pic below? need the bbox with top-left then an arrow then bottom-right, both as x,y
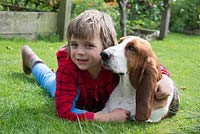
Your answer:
155,74 -> 171,99
160,64 -> 170,77
55,64 -> 94,121
55,64 -> 129,122
155,65 -> 171,100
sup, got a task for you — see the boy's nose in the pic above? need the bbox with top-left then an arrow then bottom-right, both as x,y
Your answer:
100,51 -> 111,61
76,46 -> 85,54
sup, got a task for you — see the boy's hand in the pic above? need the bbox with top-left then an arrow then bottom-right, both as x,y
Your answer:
154,74 -> 172,109
94,108 -> 130,122
109,108 -> 130,122
155,74 -> 171,100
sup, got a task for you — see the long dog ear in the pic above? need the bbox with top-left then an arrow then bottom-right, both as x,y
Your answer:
135,57 -> 160,121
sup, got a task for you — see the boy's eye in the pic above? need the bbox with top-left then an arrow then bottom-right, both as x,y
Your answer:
70,43 -> 78,49
85,44 -> 95,49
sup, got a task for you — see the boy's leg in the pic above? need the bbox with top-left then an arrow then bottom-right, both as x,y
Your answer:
21,45 -> 44,74
21,45 -> 56,97
32,63 -> 56,97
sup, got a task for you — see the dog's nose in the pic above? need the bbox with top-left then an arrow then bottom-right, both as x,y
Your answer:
100,51 -> 111,61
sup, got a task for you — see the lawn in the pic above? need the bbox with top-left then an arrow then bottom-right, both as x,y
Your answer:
0,33 -> 199,134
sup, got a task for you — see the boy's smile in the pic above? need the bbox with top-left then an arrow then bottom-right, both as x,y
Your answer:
76,58 -> 89,65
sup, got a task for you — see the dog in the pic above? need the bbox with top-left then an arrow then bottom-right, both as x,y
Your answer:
100,36 -> 180,122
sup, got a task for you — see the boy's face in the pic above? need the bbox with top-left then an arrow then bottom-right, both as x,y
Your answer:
70,34 -> 104,76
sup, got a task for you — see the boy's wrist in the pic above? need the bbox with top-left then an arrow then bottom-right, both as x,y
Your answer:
94,113 -> 110,122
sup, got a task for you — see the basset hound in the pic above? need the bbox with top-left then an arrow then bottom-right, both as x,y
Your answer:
100,36 -> 180,122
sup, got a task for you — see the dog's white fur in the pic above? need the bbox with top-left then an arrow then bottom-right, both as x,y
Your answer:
100,36 -> 178,122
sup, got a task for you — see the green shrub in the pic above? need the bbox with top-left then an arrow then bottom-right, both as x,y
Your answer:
170,0 -> 200,33
126,0 -> 163,31
0,0 -> 59,11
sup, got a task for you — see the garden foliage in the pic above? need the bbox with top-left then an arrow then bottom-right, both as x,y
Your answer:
126,0 -> 163,31
170,0 -> 200,33
0,0 -> 199,34
0,0 -> 59,11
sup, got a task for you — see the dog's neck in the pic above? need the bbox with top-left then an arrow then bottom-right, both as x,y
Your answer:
119,73 -> 136,97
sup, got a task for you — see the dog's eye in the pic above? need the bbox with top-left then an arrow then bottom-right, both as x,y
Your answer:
127,45 -> 136,52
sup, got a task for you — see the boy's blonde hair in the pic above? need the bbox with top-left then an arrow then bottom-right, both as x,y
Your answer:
67,9 -> 117,49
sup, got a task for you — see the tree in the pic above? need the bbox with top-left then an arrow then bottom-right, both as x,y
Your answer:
117,0 -> 128,36
159,0 -> 171,39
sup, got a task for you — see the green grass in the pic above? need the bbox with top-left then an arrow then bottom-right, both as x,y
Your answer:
0,33 -> 200,134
